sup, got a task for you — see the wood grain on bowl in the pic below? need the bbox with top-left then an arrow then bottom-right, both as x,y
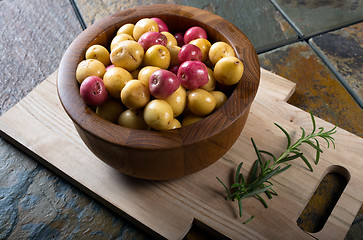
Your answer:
57,4 -> 260,180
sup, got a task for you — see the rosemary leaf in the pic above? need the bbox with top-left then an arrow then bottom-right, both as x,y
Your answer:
276,164 -> 291,174
275,123 -> 291,149
236,162 -> 243,183
243,215 -> 255,224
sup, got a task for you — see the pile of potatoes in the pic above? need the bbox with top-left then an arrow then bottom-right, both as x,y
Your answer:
75,17 -> 244,130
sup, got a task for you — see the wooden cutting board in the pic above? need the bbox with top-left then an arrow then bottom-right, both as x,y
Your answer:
1,68 -> 362,239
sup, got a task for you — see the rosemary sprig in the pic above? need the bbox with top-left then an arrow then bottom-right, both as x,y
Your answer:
217,111 -> 337,221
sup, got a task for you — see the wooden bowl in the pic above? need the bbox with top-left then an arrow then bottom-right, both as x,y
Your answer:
57,4 -> 260,180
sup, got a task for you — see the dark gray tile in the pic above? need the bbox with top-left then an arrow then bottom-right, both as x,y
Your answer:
271,0 -> 363,37
0,0 -> 82,115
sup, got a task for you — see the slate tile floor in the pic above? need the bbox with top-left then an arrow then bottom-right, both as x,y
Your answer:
0,0 -> 362,239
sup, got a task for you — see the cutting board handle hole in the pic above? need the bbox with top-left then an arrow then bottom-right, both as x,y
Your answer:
296,165 -> 350,233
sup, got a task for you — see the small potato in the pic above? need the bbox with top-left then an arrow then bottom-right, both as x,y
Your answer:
130,68 -> 141,79
161,31 -> 178,46
121,80 -> 150,109
110,40 -> 144,72
165,85 -> 186,117
85,45 -> 111,67
200,67 -> 216,91
187,89 -> 216,116
143,45 -> 170,69
117,109 -> 148,130
96,98 -> 124,123
133,18 -> 159,41
143,99 -> 173,130
103,67 -> 133,99
168,118 -> 181,129
166,45 -> 181,67
76,59 -> 106,84
138,66 -> 160,88
208,41 -> 236,65
117,23 -> 135,36
189,38 -> 211,63
210,91 -> 228,110
110,33 -> 134,51
181,114 -> 204,127
214,56 -> 244,85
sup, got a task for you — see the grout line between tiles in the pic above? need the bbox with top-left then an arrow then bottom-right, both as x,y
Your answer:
268,0 -> 304,38
69,0 -> 87,30
257,38 -> 302,55
299,20 -> 363,41
308,39 -> 363,109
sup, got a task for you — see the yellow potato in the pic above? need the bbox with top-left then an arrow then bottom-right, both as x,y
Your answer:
200,67 -> 216,91
214,56 -> 244,85
110,40 -> 144,72
143,45 -> 170,69
165,85 -> 186,117
143,99 -> 173,130
133,18 -> 159,41
210,91 -> 228,110
181,114 -> 204,127
85,45 -> 111,67
208,41 -> 236,65
130,68 -> 141,79
110,33 -> 134,52
117,23 -> 135,36
168,118 -> 181,129
161,31 -> 178,46
187,89 -> 216,116
76,59 -> 106,84
96,98 -> 124,123
117,109 -> 148,130
166,45 -> 181,67
120,80 -> 150,109
103,67 -> 133,99
137,66 -> 161,88
189,38 -> 211,63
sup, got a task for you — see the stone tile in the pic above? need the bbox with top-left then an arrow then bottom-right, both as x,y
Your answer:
74,0 -> 298,53
310,22 -> 363,106
271,0 -> 363,37
0,0 -> 82,116
6,167 -> 150,239
258,41 -> 363,138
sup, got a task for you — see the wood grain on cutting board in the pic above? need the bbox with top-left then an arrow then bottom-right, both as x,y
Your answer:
0,68 -> 362,239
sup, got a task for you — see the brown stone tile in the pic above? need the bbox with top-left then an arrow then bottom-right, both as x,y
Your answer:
74,0 -> 298,53
258,41 -> 363,138
310,22 -> 363,105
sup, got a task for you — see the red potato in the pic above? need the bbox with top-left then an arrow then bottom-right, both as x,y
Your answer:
178,44 -> 203,64
105,64 -> 115,71
137,31 -> 167,51
80,76 -> 108,106
149,69 -> 180,99
177,61 -> 208,90
183,26 -> 207,44
151,17 -> 169,32
168,65 -> 179,75
174,32 -> 184,47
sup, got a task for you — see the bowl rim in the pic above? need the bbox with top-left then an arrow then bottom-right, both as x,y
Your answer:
57,4 -> 260,150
